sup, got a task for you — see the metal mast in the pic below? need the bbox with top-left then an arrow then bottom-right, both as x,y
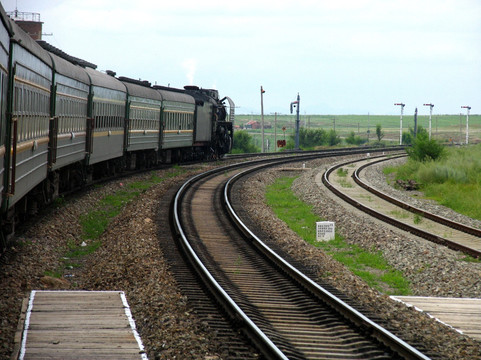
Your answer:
423,103 -> 434,140
461,105 -> 471,145
290,93 -> 300,150
394,103 -> 405,145
261,86 -> 265,152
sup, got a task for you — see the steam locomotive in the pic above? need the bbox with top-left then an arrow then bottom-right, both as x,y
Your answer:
0,3 -> 234,249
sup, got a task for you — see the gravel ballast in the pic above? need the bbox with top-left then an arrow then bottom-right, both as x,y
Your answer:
237,155 -> 481,359
1,156 -> 481,360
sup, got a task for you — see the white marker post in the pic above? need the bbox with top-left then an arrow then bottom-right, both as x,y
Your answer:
316,221 -> 335,241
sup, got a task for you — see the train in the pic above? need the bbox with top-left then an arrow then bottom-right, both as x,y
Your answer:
0,3 -> 234,250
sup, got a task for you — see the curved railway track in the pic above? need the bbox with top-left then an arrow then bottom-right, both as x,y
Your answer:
322,155 -> 481,259
170,152 -> 430,359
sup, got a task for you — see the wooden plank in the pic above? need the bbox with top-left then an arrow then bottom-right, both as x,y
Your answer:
26,330 -> 136,344
18,291 -> 147,360
23,348 -> 143,360
392,296 -> 481,341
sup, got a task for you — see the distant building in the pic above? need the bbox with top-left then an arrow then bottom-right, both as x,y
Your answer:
7,10 -> 43,40
246,120 -> 261,129
245,120 -> 271,130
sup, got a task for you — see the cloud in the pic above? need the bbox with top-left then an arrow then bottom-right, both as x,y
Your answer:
1,0 -> 479,114
182,59 -> 197,85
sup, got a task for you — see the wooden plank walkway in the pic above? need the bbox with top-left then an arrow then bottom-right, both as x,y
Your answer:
15,291 -> 147,360
392,296 -> 481,341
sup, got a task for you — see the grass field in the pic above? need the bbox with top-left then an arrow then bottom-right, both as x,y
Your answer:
384,144 -> 481,221
235,114 -> 481,152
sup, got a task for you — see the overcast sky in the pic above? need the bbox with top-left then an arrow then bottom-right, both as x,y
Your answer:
2,0 -> 480,115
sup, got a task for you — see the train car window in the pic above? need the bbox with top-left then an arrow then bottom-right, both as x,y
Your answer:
13,83 -> 48,142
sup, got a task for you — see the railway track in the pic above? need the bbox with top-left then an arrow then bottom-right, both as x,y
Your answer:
323,155 -> 481,258
170,153 -> 430,359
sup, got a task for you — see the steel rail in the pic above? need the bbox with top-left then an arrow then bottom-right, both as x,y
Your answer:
172,161 -> 289,359
172,147 -> 417,359
225,163 -> 431,360
225,145 -> 407,160
353,156 -> 481,240
171,152 -> 340,358
323,158 -> 481,259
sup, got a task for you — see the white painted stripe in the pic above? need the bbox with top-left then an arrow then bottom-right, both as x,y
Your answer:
18,290 -> 36,360
18,290 -> 148,359
120,291 -> 149,360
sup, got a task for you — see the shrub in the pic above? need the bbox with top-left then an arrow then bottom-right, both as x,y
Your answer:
232,130 -> 260,153
345,131 -> 366,145
289,127 -> 340,149
406,131 -> 445,162
327,129 -> 341,146
375,124 -> 384,141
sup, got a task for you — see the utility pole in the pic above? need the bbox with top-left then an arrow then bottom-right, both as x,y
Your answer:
461,105 -> 471,145
414,108 -> 418,137
290,93 -> 300,150
394,103 -> 405,145
423,103 -> 434,140
367,112 -> 370,143
274,112 -> 277,152
260,86 -> 265,152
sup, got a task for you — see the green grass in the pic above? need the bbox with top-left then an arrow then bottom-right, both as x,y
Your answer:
458,255 -> 481,263
413,213 -> 423,224
336,168 -> 349,177
391,144 -> 481,221
48,168 -> 187,279
43,269 -> 63,278
389,210 -> 410,219
265,176 -> 412,295
79,169 -> 185,241
336,167 -> 353,188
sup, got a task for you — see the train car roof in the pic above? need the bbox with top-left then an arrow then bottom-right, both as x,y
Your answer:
48,52 -> 90,84
84,66 -> 126,92
8,17 -> 52,67
120,77 -> 162,101
155,87 -> 195,104
37,40 -> 97,69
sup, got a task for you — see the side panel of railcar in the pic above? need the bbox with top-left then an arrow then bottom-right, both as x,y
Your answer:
49,53 -> 89,170
84,68 -> 126,165
122,81 -> 161,152
7,21 -> 52,207
0,10 -> 9,207
156,89 -> 195,150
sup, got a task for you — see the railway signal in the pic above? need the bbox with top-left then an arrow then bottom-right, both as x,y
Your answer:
260,86 -> 265,153
461,105 -> 471,145
394,103 -> 405,145
423,103 -> 434,140
290,94 -> 300,150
